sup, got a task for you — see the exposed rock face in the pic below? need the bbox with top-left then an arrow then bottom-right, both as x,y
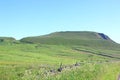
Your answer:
98,33 -> 111,40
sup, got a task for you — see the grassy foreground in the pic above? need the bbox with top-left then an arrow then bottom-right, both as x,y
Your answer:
0,41 -> 120,80
0,61 -> 120,80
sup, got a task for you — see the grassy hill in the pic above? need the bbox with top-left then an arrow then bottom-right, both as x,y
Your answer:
0,37 -> 17,45
0,37 -> 16,42
0,31 -> 120,80
20,31 -> 120,49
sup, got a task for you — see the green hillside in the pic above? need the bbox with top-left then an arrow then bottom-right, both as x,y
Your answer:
20,31 -> 112,41
0,37 -> 16,45
0,31 -> 120,80
20,31 -> 120,49
0,37 -> 15,42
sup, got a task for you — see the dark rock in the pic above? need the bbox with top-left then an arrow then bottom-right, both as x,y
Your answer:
98,33 -> 110,40
75,62 -> 80,66
50,69 -> 55,73
57,67 -> 62,72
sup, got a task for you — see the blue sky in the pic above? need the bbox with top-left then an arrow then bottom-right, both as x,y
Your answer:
0,0 -> 120,43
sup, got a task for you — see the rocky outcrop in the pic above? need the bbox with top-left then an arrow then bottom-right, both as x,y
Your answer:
98,33 -> 111,40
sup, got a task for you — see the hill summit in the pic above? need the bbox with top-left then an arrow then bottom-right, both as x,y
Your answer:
43,31 -> 112,40
20,31 -> 119,48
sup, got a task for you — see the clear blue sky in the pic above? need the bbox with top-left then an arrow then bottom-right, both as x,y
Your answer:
0,0 -> 120,43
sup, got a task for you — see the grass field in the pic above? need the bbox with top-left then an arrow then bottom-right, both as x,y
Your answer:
0,42 -> 120,80
0,31 -> 120,80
